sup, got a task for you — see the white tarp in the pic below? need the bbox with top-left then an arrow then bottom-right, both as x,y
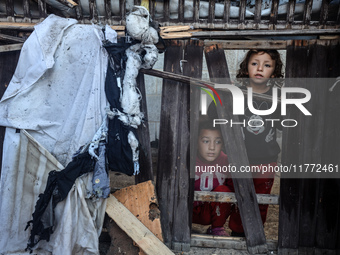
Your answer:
0,14 -> 113,254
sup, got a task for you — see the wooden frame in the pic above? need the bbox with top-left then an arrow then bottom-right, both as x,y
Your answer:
1,22 -> 340,255
0,0 -> 339,31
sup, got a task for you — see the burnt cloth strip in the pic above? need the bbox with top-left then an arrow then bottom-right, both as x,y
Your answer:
104,38 -> 139,176
25,152 -> 95,251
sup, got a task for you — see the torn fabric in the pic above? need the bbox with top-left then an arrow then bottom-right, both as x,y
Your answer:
0,14 -> 109,254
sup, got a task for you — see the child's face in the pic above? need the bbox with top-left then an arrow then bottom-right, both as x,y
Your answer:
198,129 -> 223,162
247,52 -> 275,86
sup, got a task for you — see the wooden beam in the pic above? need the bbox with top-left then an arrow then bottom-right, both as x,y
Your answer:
191,234 -> 278,251
0,33 -> 25,43
270,0 -> 280,29
160,25 -> 192,33
106,195 -> 174,255
204,40 -> 287,49
5,0 -> 14,17
110,25 -> 125,31
192,29 -> 340,37
254,0 -> 262,26
113,181 -> 162,241
0,22 -> 36,30
205,45 -> 267,254
56,0 -> 78,8
140,68 -> 280,103
0,43 -> 23,52
194,191 -> 279,205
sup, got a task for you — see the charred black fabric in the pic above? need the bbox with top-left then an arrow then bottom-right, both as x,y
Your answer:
25,152 -> 95,251
103,39 -> 139,176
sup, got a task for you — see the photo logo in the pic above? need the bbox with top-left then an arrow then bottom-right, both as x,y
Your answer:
201,84 -> 312,116
200,84 -> 222,105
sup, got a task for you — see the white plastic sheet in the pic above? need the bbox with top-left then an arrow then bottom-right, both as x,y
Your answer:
0,15 -> 113,254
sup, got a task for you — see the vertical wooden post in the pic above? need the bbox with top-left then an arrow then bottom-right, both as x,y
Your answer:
298,42 -> 329,251
279,39 -> 340,254
156,40 -> 186,249
37,0 -> 47,18
176,39 -> 203,251
315,40 -> 340,250
269,0 -> 280,29
135,73 -> 154,184
279,40 -> 309,254
204,44 -> 268,254
5,0 -> 14,18
156,40 -> 203,251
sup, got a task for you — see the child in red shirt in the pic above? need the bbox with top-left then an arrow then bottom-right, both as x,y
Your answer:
192,121 -> 232,236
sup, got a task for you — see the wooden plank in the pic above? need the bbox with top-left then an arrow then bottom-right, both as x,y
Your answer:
270,0 -> 280,28
222,0 -> 230,25
204,44 -> 267,254
56,0 -> 78,8
23,0 -> 31,21
315,40 -> 340,250
163,0 -> 170,22
303,0 -> 313,26
139,68 -> 280,103
176,39 -> 203,252
286,0 -> 296,28
104,0 -> 112,23
208,0 -> 215,25
279,40 -> 308,253
204,44 -> 231,84
89,0 -> 98,22
37,0 -> 47,18
156,40 -> 185,249
298,42 -> 329,248
73,0 -> 83,21
319,0 -> 329,26
160,25 -> 192,33
5,0 -> 14,17
0,33 -> 25,43
187,40 -> 203,253
106,195 -> 174,255
238,0 -> 247,28
156,40 -> 203,252
178,0 -> 184,22
191,234 -> 278,251
194,191 -> 279,205
315,179 -> 340,250
254,0 -> 263,26
192,29 -> 340,37
204,40 -> 287,49
113,181 -> 162,241
110,25 -> 125,30
160,32 -> 193,39
193,0 -> 199,23
0,43 -> 23,52
0,22 -> 36,31
120,0 -> 126,21
135,73 -> 154,184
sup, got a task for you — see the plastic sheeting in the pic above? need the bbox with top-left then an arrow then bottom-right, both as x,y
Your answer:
0,14 -> 112,254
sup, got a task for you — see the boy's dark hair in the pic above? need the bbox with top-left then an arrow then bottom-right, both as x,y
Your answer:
198,120 -> 221,134
236,49 -> 284,81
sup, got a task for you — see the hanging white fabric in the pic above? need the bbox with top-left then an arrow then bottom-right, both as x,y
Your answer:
0,14 -> 111,254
